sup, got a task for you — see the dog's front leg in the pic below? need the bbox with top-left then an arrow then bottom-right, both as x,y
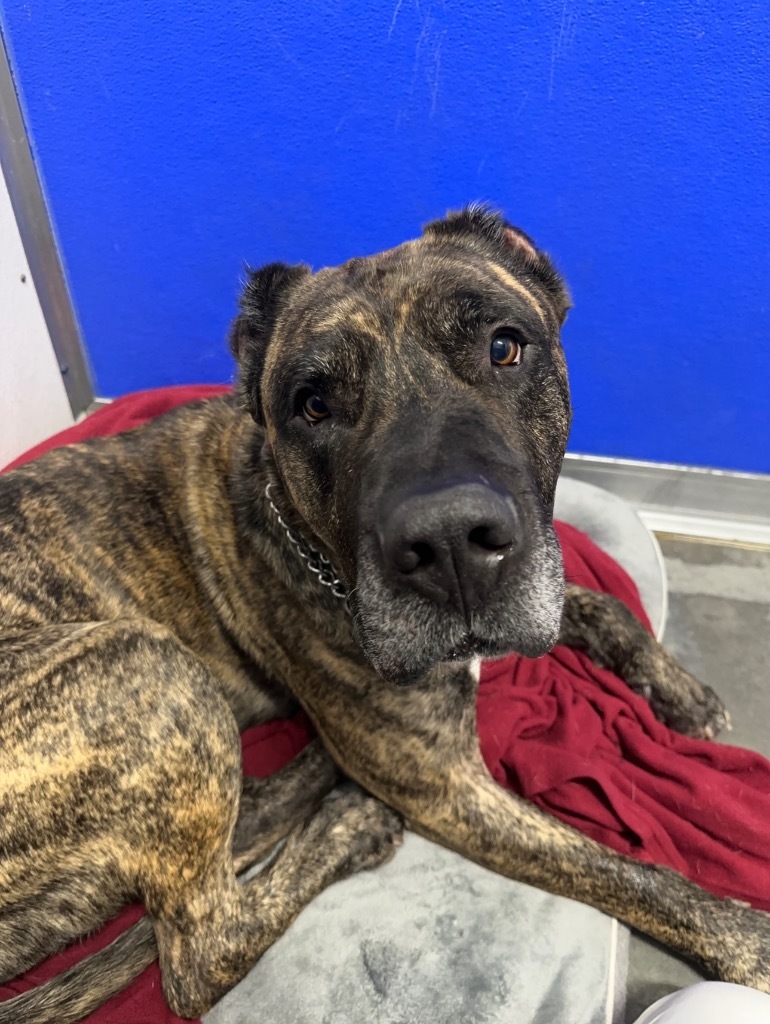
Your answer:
233,739 -> 341,871
306,666 -> 770,996
407,745 -> 770,993
559,585 -> 731,737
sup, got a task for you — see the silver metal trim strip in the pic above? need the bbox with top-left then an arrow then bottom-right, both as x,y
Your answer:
0,28 -> 94,416
86,397 -> 113,414
563,453 -> 770,546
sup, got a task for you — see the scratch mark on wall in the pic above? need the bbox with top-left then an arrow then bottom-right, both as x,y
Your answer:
413,12 -> 431,76
429,29 -> 446,117
548,0 -> 576,101
96,71 -> 112,102
388,0 -> 406,40
265,28 -> 304,73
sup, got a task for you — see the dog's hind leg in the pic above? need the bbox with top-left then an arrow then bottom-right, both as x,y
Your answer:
157,785 -> 401,1018
0,619 -> 399,1023
559,583 -> 729,738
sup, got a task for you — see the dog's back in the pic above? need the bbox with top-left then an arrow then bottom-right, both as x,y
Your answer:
0,397 -> 240,637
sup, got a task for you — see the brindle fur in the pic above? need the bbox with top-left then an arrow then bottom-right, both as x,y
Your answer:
0,207 -> 767,1022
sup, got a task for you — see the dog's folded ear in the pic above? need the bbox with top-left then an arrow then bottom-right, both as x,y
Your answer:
230,262 -> 310,424
423,205 -> 571,323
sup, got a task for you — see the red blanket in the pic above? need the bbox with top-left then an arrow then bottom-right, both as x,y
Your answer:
4,386 -> 770,1023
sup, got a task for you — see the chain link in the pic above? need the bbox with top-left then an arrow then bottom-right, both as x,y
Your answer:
265,485 -> 349,606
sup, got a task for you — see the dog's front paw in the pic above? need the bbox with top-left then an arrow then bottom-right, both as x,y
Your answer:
710,903 -> 770,995
327,787 -> 404,874
637,668 -> 730,740
295,785 -> 403,881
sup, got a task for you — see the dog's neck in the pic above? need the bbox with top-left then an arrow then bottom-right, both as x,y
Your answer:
203,404 -> 476,702
264,482 -> 349,606
227,418 -> 354,631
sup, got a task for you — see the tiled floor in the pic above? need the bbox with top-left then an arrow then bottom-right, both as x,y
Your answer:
624,535 -> 770,1022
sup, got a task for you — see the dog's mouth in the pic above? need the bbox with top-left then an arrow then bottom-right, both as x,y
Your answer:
351,585 -> 563,686
441,633 -> 511,663
363,624 -> 556,687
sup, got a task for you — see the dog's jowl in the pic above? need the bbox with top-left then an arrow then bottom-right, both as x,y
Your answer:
0,207 -> 766,1023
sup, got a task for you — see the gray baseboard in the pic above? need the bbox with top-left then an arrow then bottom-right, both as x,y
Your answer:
86,397 -> 113,414
563,454 -> 770,546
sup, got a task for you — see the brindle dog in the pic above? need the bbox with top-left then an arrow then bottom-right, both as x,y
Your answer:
0,207 -> 767,1023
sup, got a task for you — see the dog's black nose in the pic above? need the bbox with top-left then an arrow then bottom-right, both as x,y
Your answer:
380,483 -> 519,615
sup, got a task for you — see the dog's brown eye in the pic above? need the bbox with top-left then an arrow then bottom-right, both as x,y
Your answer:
490,333 -> 523,366
303,394 -> 330,424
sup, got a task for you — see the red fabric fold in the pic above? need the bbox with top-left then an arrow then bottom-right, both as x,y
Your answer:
478,521 -> 770,909
3,385 -> 770,1023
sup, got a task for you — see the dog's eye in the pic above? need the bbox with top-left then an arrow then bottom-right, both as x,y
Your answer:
303,394 -> 330,424
490,332 -> 524,367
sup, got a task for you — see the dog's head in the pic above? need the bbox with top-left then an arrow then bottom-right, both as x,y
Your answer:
231,206 -> 572,683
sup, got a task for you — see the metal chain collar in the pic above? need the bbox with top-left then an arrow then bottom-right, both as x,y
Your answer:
264,484 -> 350,607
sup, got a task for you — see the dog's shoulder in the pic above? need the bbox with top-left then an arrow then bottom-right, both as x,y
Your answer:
0,392 -> 250,561
1,393 -> 243,492
0,394 -> 254,633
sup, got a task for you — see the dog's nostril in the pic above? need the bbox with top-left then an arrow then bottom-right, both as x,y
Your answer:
468,524 -> 513,552
393,540 -> 436,573
411,541 -> 436,570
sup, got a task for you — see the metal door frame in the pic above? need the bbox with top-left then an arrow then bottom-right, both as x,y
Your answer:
0,27 -> 94,416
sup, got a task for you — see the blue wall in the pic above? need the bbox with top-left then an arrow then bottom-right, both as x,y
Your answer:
2,0 -> 769,472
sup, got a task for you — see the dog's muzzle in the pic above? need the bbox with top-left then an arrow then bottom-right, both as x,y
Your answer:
353,478 -> 565,685
378,482 -> 519,620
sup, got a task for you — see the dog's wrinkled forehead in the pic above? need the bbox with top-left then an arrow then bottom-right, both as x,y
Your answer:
280,227 -> 563,352
233,206 -> 570,427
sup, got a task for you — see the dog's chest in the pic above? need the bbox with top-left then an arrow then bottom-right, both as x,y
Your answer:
190,635 -> 299,730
